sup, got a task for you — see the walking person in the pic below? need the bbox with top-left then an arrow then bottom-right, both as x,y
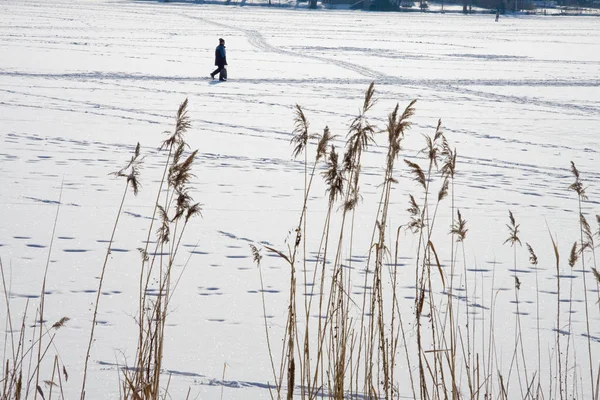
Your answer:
210,38 -> 227,81
495,9 -> 500,21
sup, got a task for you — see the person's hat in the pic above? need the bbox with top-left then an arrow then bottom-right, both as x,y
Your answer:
219,38 -> 224,42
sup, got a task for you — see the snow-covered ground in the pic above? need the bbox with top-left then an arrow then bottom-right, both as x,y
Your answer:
1,0 -> 600,398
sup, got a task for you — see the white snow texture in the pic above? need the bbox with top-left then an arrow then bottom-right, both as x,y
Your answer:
1,0 -> 599,398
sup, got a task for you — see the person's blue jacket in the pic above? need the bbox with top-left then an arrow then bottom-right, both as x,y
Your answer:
215,44 -> 227,67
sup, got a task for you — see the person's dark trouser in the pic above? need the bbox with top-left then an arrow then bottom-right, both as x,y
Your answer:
212,65 -> 226,80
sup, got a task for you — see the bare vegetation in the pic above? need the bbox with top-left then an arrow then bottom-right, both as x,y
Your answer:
2,99 -> 201,400
2,91 -> 599,400
256,83 -> 600,399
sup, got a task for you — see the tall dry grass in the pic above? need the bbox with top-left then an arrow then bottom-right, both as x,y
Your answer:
121,99 -> 202,400
2,91 -> 599,400
1,198 -> 70,400
80,98 -> 202,400
2,99 -> 201,400
256,83 -> 600,400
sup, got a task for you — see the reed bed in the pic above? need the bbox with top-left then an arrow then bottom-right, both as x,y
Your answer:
256,83 -> 600,400
2,99 -> 201,400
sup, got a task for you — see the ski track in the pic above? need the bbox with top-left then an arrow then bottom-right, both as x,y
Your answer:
3,129 -> 599,219
442,84 -> 600,116
3,70 -> 600,87
180,13 -> 386,79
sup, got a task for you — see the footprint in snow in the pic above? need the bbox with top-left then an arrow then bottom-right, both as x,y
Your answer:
198,287 -> 223,296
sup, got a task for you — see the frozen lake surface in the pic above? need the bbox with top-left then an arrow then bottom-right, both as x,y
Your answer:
1,0 -> 599,398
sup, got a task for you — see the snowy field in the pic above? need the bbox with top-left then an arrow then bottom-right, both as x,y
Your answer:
1,0 -> 600,398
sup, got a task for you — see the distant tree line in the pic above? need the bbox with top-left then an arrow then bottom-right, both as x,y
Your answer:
470,0 -> 535,12
457,0 -> 598,11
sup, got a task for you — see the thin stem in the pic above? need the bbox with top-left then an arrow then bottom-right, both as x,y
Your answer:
81,181 -> 129,399
35,180 -> 63,399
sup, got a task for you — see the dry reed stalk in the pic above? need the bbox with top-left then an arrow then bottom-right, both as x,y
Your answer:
441,138 -> 458,400
250,245 -> 277,399
256,84 -> 600,400
478,277 -> 486,400
291,104 -> 310,398
366,99 -> 415,399
286,85 -> 410,398
569,161 -> 595,399
48,354 -> 58,400
110,99 -> 201,400
549,229 -> 563,400
1,258 -> 16,373
81,144 -> 141,400
391,226 -> 417,399
527,242 -> 543,398
26,327 -> 59,397
136,99 -> 189,382
594,364 -> 600,400
563,240 -> 579,398
300,126 -> 335,399
0,257 -> 21,399
54,355 -> 65,400
296,131 -> 337,395
266,104 -> 333,399
310,195 -> 335,396
430,240 -> 452,396
484,260 -> 499,399
17,305 -> 29,398
285,271 -> 296,400
405,142 -> 445,397
398,130 -> 442,397
26,315 -> 36,397
422,126 -> 458,398
34,180 -> 63,400
302,83 -> 376,398
320,83 -> 375,398
504,211 -> 529,397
